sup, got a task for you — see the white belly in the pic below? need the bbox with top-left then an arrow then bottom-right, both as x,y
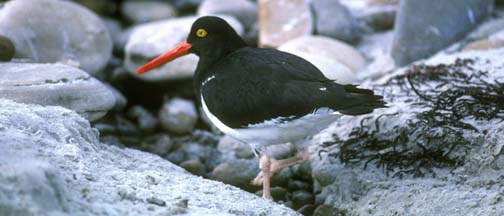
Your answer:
201,95 -> 340,149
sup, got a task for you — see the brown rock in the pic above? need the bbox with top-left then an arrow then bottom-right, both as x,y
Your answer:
463,39 -> 504,52
0,35 -> 14,62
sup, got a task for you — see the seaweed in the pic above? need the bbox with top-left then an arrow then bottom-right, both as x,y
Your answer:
325,58 -> 504,178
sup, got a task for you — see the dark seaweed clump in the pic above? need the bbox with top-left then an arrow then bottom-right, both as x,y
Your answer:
324,58 -> 504,178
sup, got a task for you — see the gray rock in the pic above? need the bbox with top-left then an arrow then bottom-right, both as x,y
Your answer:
104,83 -> 127,111
278,36 -> 364,83
292,190 -> 314,208
125,15 -> 243,82
127,105 -> 158,132
211,159 -> 260,192
297,204 -> 316,215
0,63 -> 115,121
391,0 -> 493,66
313,205 -> 341,216
140,135 -> 172,156
256,186 -> 288,201
258,0 -> 313,48
217,135 -> 255,159
103,18 -> 124,53
158,97 -> 198,134
312,0 -> 361,43
356,5 -> 397,31
122,1 -> 177,24
180,159 -> 207,176
0,35 -> 14,61
0,0 -> 112,74
0,99 -> 298,215
198,0 -> 257,28
467,18 -> 504,41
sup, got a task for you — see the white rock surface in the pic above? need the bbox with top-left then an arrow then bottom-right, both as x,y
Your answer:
258,0 -> 313,48
122,1 -> 177,24
198,0 -> 257,28
125,15 -> 243,82
159,97 -> 198,134
0,99 -> 299,216
310,48 -> 504,215
0,62 -> 115,121
278,36 -> 365,84
0,0 -> 112,74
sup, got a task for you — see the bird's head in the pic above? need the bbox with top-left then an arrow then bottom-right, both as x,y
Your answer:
137,16 -> 246,74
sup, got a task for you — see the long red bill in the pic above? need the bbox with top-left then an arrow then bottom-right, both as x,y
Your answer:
136,41 -> 192,74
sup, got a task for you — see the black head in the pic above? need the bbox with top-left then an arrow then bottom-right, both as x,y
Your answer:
187,16 -> 247,56
137,16 -> 247,74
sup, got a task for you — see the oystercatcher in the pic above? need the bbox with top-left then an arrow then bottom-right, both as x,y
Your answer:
137,16 -> 386,199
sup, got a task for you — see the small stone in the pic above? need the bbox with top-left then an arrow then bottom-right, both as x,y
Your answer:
146,197 -> 166,206
258,0 -> 313,48
127,105 -> 158,132
463,39 -> 504,52
288,180 -> 312,191
211,159 -> 260,192
198,0 -> 257,28
104,83 -> 127,111
217,135 -> 254,159
180,159 -> 207,176
367,0 -> 400,6
159,98 -> 198,134
313,205 -> 341,216
292,190 -> 314,208
166,150 -> 186,165
0,0 -> 112,74
255,186 -> 288,201
357,6 -> 397,31
297,204 -> 316,216
141,135 -> 173,156
122,1 -> 176,24
0,35 -> 15,62
312,0 -> 361,43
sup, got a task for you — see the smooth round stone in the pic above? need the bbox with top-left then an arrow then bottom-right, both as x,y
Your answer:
127,105 -> 158,132
125,15 -> 243,82
258,0 -> 313,48
292,190 -> 315,208
158,98 -> 198,134
217,135 -> 254,159
312,0 -> 361,43
367,0 -> 400,6
0,0 -> 112,74
463,39 -> 504,52
313,205 -> 340,216
0,63 -> 115,121
198,0 -> 257,28
0,35 -> 14,62
255,186 -> 288,201
122,1 -> 177,24
211,159 -> 260,192
297,204 -> 316,215
180,159 -> 207,177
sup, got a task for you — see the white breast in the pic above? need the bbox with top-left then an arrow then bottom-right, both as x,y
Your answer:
200,95 -> 341,149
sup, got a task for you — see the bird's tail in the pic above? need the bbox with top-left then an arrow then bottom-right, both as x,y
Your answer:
338,85 -> 387,115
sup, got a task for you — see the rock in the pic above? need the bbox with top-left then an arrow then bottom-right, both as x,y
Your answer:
198,0 -> 257,28
0,0 -> 112,74
127,105 -> 158,132
0,99 -> 297,215
125,15 -> 243,82
140,135 -> 173,156
467,18 -> 504,41
211,159 -> 260,192
258,0 -> 313,48
297,204 -> 316,216
292,190 -> 314,208
73,0 -> 113,15
180,159 -> 207,176
391,0 -> 493,66
367,0 -> 400,6
278,36 -> 364,83
172,0 -> 202,13
178,143 -> 222,169
255,186 -> 288,201
103,18 -> 124,53
217,135 -> 255,159
166,150 -> 186,165
104,83 -> 127,111
288,180 -> 312,191
313,205 -> 341,216
0,63 -> 115,121
356,6 -> 397,31
0,35 -> 14,61
311,0 -> 361,43
463,39 -> 504,51
158,97 -> 198,134
121,1 -> 177,24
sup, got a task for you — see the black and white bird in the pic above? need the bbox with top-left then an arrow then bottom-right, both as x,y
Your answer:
137,16 -> 386,199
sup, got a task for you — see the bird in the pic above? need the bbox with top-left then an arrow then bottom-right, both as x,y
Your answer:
137,16 -> 386,199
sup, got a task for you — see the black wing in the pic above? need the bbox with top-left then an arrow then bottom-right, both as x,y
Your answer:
201,47 -> 385,128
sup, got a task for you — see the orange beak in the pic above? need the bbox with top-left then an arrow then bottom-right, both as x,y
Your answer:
136,41 -> 192,74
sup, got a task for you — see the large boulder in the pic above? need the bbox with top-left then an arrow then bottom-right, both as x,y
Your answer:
310,48 -> 504,215
0,63 -> 115,121
125,15 -> 243,82
391,0 -> 493,66
258,0 -> 313,48
0,0 -> 112,74
0,100 -> 299,216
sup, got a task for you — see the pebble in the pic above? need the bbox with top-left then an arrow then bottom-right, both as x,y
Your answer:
258,0 -> 312,48
0,35 -> 15,62
198,0 -> 257,28
312,0 -> 361,43
255,186 -> 288,201
146,197 -> 166,206
211,159 -> 260,192
0,0 -> 112,74
122,1 -> 177,24
292,190 -> 314,208
127,105 -> 158,132
313,205 -> 341,216
297,204 -> 316,216
180,159 -> 207,176
158,98 -> 198,134
217,135 -> 254,159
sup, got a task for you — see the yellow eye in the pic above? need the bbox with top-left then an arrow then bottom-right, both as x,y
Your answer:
196,28 -> 208,38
